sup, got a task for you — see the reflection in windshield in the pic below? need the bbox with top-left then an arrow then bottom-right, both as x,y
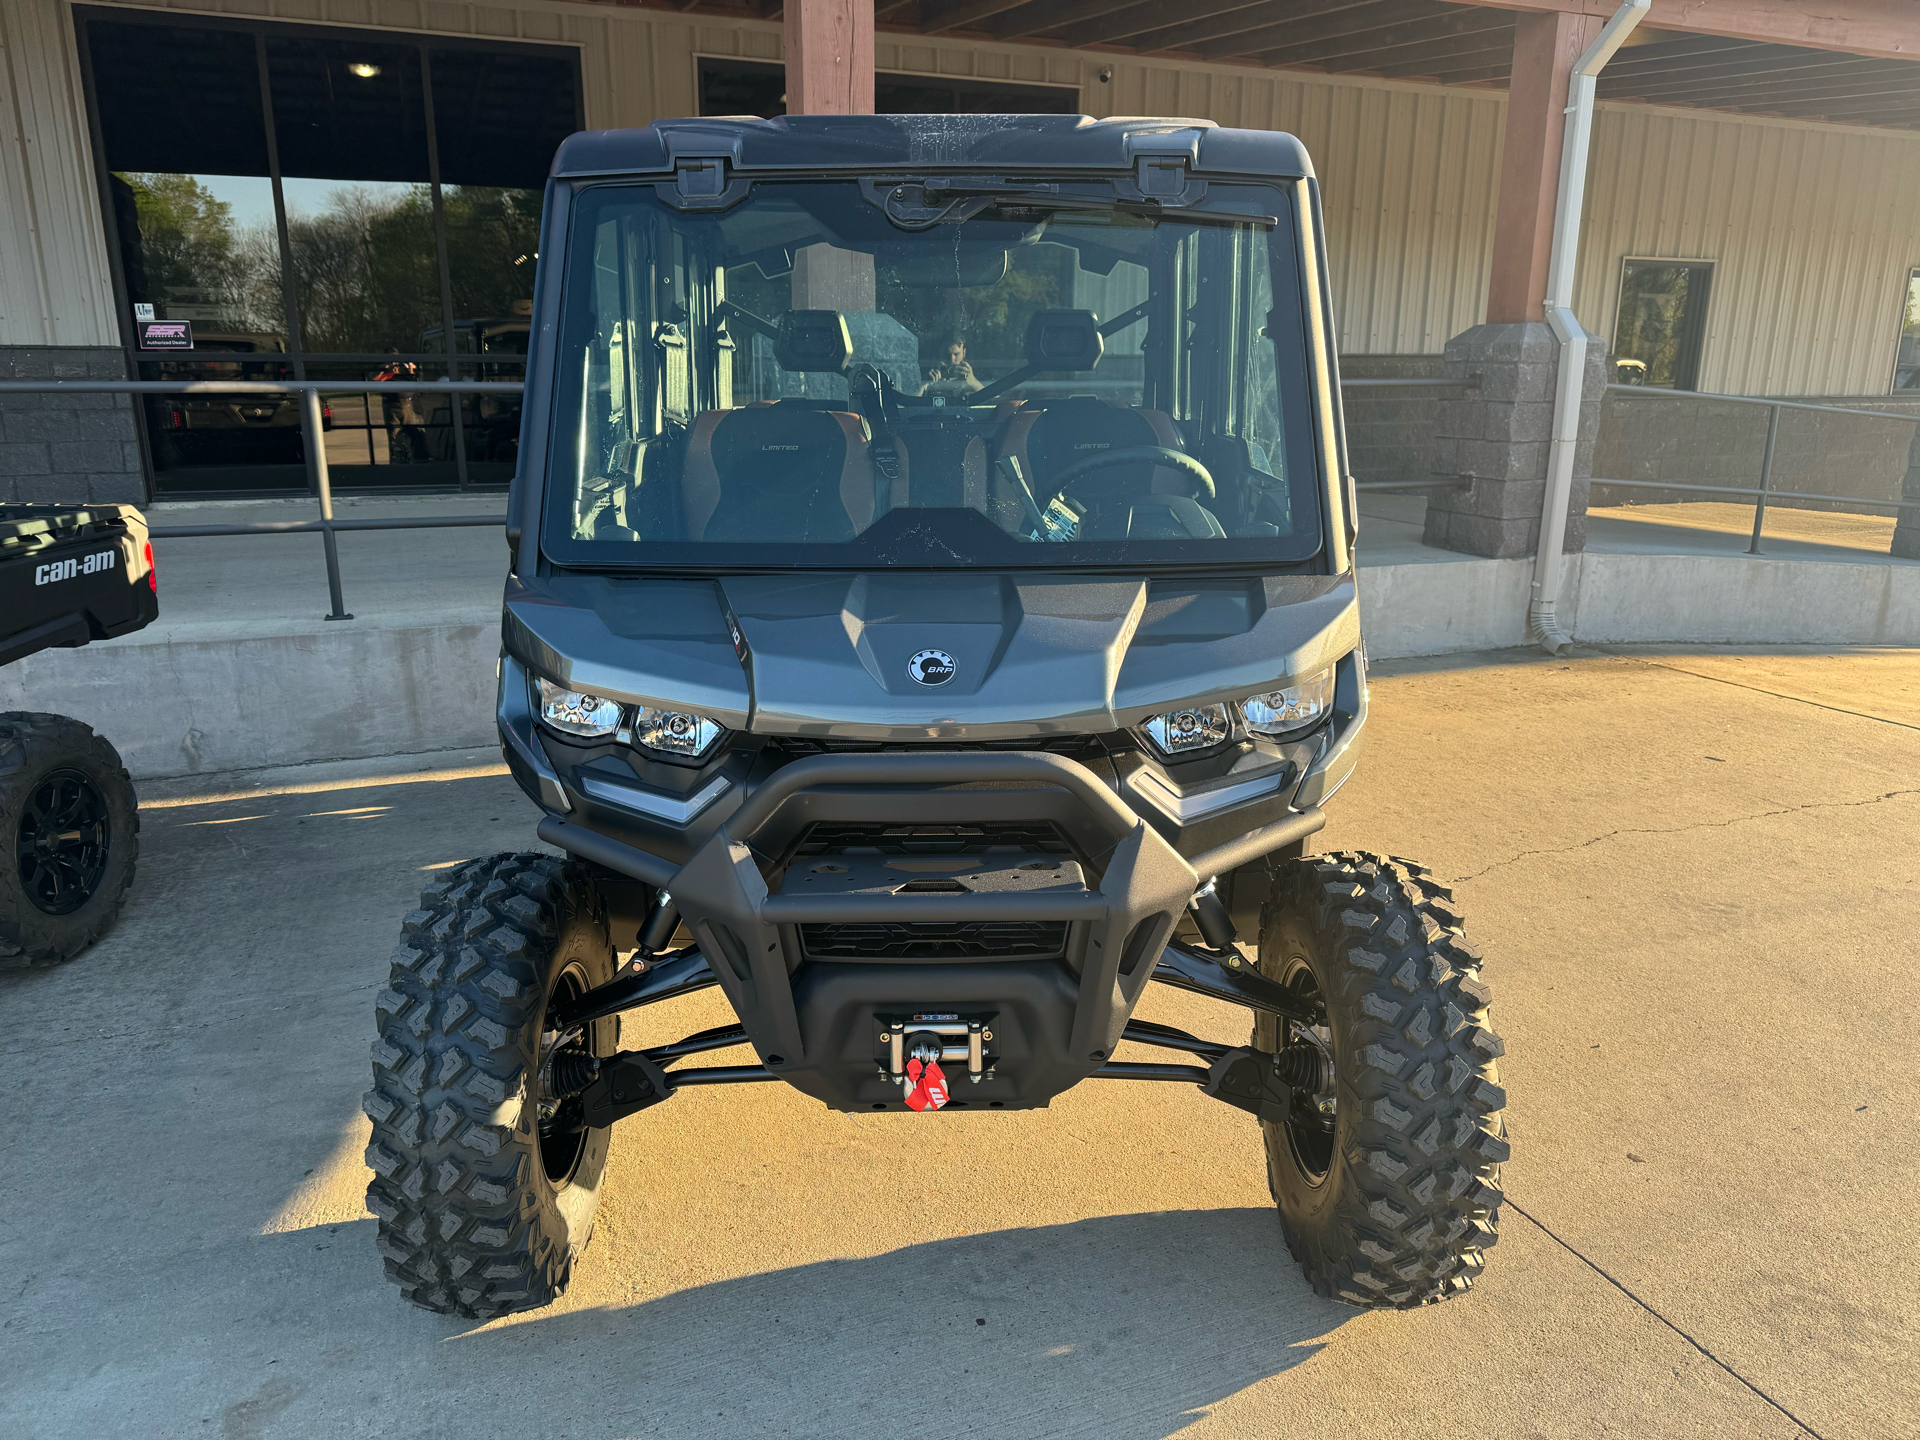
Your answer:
545,181 -> 1321,567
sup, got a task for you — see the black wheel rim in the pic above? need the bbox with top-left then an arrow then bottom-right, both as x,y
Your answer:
1280,957 -> 1337,1185
537,963 -> 591,1187
16,769 -> 110,917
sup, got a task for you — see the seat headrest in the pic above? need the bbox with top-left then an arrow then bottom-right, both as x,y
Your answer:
1024,309 -> 1104,373
776,310 -> 852,374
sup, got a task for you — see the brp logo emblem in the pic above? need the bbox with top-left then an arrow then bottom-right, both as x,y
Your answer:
908,649 -> 956,687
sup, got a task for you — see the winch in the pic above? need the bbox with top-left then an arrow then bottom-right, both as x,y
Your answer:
877,1011 -> 997,1094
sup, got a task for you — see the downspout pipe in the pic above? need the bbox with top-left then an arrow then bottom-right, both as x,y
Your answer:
1528,0 -> 1649,653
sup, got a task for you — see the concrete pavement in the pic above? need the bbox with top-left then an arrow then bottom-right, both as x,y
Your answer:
1,646 -> 1914,1438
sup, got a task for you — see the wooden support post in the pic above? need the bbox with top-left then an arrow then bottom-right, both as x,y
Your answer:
785,0 -> 873,115
786,0 -> 876,310
1485,9 -> 1601,324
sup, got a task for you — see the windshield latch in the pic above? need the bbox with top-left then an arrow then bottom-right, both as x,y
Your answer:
659,155 -> 751,211
1135,155 -> 1188,198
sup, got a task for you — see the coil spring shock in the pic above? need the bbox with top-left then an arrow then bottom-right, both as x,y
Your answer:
545,1048 -> 602,1101
1275,1042 -> 1327,1094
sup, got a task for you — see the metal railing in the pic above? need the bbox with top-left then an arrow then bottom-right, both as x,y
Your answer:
0,378 -> 519,620
1594,384 -> 1918,555
1340,376 -> 1478,493
2,373 -> 1499,618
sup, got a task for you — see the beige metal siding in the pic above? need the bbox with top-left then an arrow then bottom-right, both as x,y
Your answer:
0,0 -> 119,346
7,0 -> 1919,395
1579,105 -> 1920,396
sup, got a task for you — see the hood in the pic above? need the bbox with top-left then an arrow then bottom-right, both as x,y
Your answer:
503,570 -> 1357,742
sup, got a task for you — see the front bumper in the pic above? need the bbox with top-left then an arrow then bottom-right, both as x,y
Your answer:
535,749 -> 1323,1110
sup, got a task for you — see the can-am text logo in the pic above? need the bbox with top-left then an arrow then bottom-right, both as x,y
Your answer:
908,649 -> 956,686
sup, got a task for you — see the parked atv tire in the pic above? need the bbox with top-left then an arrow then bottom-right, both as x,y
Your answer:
1255,850 -> 1507,1308
0,711 -> 139,967
364,852 -> 618,1319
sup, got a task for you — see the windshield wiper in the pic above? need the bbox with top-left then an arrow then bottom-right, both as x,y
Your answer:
860,176 -> 1274,230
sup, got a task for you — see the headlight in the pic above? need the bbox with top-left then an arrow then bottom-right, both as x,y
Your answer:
1240,667 -> 1336,739
1142,704 -> 1231,756
633,707 -> 722,758
538,678 -> 622,738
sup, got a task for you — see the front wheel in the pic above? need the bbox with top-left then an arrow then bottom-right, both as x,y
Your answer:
364,853 -> 618,1319
0,712 -> 139,967
1256,851 -> 1508,1308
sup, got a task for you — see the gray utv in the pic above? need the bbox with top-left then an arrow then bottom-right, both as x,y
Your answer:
364,114 -> 1507,1319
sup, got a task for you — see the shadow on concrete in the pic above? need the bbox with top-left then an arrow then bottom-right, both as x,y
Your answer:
428,1208 -> 1354,1439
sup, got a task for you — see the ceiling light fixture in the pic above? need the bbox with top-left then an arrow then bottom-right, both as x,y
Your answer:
348,62 -> 381,78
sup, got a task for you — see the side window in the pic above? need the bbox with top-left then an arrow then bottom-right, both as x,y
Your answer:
1893,267 -> 1918,394
1613,258 -> 1714,391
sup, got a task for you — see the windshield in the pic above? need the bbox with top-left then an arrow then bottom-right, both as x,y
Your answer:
542,179 -> 1323,569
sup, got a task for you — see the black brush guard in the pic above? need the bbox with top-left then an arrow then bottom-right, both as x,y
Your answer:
541,751 -> 1324,1111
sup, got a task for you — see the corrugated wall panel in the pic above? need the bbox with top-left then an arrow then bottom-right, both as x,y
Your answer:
7,0 -> 1917,393
0,0 -> 119,345
1576,106 -> 1919,395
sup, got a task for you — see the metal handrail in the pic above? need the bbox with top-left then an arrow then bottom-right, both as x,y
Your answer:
1598,384 -> 1916,555
0,378 -> 521,619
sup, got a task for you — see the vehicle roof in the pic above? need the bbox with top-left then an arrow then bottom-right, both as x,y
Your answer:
551,114 -> 1314,182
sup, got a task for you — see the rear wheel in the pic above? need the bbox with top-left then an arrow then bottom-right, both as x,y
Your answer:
1256,851 -> 1508,1307
0,712 -> 138,967
364,853 -> 617,1318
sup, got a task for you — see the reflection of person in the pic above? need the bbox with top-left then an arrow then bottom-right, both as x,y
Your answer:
374,353 -> 426,463
922,336 -> 984,395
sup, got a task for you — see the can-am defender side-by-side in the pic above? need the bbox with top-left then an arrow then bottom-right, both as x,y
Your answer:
1,503 -> 156,964
364,114 -> 1507,1319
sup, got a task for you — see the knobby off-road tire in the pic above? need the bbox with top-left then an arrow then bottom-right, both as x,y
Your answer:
1255,850 -> 1508,1308
0,712 -> 138,967
364,853 -> 618,1318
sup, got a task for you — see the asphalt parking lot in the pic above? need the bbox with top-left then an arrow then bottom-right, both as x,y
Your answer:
3,645 -> 1915,1440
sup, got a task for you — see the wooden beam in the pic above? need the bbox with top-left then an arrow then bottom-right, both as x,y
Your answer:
1447,0 -> 1914,62
918,0 -> 1039,34
992,0 -> 1153,39
1726,93 -> 1917,119
1598,50 -> 1906,89
1366,40 -> 1519,74
1613,70 -> 1916,102
1098,0 -> 1402,52
1072,0 -> 1282,47
1196,4 -> 1508,60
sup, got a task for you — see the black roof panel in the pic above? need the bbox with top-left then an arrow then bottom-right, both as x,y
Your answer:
551,113 -> 1314,181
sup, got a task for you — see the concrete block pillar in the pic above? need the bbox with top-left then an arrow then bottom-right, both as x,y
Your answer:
1423,323 -> 1606,558
1894,431 -> 1919,560
1424,8 -> 1604,560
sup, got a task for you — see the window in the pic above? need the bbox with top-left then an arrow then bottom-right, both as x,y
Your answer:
542,180 -> 1320,570
1611,258 -> 1713,391
78,10 -> 580,495
1893,268 -> 1919,394
697,57 -> 1079,121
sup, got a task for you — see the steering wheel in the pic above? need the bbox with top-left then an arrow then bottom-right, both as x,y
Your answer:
1048,445 -> 1216,502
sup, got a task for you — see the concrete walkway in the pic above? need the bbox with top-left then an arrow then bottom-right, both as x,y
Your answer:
2,646 -> 1913,1438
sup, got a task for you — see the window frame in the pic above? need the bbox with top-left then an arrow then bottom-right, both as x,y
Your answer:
1890,266 -> 1919,396
1610,255 -> 1716,393
72,5 -> 585,497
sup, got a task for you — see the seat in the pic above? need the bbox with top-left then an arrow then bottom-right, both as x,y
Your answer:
682,402 -> 876,542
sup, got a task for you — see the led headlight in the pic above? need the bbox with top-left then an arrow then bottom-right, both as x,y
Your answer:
1142,704 -> 1231,756
633,707 -> 722,758
537,678 -> 622,738
1240,666 -> 1336,739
